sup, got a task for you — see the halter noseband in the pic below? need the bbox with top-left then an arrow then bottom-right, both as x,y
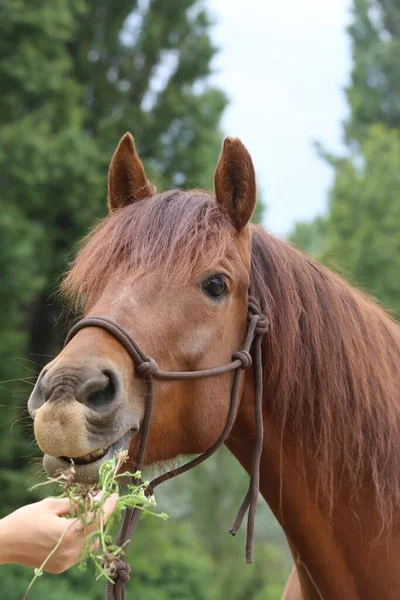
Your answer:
65,284 -> 268,600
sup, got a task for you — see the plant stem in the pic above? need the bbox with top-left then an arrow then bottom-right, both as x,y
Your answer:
23,522 -> 74,600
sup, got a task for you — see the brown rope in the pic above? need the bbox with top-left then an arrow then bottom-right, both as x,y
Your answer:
64,287 -> 268,600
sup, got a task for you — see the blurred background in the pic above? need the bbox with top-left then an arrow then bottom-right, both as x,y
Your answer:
0,0 -> 399,598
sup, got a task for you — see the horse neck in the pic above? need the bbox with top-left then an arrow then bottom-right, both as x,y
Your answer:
225,373 -> 400,600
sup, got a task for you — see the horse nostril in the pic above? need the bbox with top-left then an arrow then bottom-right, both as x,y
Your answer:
84,370 -> 116,408
28,366 -> 121,413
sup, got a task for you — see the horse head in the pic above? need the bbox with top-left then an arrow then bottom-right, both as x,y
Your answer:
28,133 -> 257,483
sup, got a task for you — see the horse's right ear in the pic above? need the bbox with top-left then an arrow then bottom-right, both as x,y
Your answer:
108,133 -> 155,212
214,137 -> 256,230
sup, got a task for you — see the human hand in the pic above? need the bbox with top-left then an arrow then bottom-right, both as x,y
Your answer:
0,494 -> 118,574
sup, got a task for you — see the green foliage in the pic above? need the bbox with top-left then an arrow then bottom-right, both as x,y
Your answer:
159,447 -> 292,599
289,215 -> 327,257
252,191 -> 266,225
127,520 -> 218,600
345,0 -> 400,141
321,125 -> 400,314
290,0 -> 400,318
25,453 -> 168,596
0,206 -> 41,370
1,520 -> 218,600
0,0 -> 104,360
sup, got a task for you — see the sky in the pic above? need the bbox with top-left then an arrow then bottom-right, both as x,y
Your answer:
208,0 -> 352,236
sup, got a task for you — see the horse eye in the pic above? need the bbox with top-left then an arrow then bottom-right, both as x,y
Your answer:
202,277 -> 227,299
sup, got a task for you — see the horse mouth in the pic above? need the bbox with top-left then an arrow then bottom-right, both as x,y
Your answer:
60,446 -> 109,465
43,430 -> 135,484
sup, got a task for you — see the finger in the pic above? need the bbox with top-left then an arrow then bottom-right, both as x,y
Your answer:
86,493 -> 119,530
86,493 -> 118,525
43,497 -> 73,516
45,496 -> 86,518
102,493 -> 119,519
69,493 -> 119,534
89,537 -> 100,553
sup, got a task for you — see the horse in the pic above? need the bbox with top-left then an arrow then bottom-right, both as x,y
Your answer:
28,133 -> 400,599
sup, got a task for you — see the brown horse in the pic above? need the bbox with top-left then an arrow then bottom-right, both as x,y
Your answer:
28,133 -> 400,599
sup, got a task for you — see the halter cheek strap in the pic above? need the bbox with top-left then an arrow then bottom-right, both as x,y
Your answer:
64,290 -> 268,600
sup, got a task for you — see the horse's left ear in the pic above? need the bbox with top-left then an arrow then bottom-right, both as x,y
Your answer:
108,132 -> 155,212
214,137 -> 256,230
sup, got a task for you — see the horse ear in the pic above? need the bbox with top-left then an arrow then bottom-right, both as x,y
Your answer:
214,137 -> 256,230
108,133 -> 155,212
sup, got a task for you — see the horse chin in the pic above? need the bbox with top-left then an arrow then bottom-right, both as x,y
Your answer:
42,430 -> 135,485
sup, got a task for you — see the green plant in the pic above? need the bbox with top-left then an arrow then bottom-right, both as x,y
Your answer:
24,450 -> 167,598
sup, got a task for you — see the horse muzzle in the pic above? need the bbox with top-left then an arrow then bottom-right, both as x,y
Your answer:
28,358 -> 141,483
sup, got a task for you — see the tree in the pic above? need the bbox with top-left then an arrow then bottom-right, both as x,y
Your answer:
289,0 -> 400,317
0,0 -> 99,517
345,0 -> 400,142
321,125 -> 400,315
0,0 -> 104,359
289,215 -> 327,258
0,205 -> 43,516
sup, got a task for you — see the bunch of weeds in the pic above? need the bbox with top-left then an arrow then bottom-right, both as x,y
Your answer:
24,450 -> 167,598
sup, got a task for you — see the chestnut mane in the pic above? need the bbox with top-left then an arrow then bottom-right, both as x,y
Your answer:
63,189 -> 400,523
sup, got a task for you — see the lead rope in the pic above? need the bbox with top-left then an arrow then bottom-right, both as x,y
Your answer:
229,298 -> 265,562
64,289 -> 268,600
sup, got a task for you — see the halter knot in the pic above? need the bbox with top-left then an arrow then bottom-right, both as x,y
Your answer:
248,297 -> 263,316
108,558 -> 131,583
254,315 -> 269,336
136,358 -> 158,378
248,297 -> 269,336
232,350 -> 252,369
